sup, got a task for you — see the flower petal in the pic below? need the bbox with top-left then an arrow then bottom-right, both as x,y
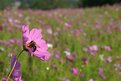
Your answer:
34,50 -> 50,61
36,39 -> 48,51
30,28 -> 42,41
11,55 -> 20,70
22,25 -> 29,34
22,25 -> 30,44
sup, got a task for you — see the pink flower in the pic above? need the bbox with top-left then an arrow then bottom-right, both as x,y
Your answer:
71,67 -> 78,75
22,25 -> 50,61
66,55 -> 74,62
103,45 -> 112,52
89,45 -> 98,51
105,56 -> 112,63
98,68 -> 106,80
2,77 -> 10,81
88,45 -> 98,56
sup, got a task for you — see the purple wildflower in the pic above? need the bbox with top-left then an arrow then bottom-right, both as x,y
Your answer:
81,56 -> 88,64
2,77 -> 10,81
11,55 -> 23,81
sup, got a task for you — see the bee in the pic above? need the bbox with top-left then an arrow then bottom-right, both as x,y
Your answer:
26,41 -> 37,52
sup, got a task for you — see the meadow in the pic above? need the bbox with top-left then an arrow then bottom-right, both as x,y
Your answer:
0,5 -> 121,81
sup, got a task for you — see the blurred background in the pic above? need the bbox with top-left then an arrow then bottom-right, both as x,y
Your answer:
0,0 -> 121,10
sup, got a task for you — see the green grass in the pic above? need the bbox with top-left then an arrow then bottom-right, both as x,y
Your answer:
0,6 -> 121,81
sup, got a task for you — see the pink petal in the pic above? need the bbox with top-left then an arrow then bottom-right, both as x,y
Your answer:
36,39 -> 48,51
34,50 -> 50,61
14,77 -> 23,81
30,28 -> 42,40
22,25 -> 30,44
22,25 -> 29,37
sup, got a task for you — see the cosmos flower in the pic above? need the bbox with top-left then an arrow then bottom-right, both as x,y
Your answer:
98,68 -> 106,80
66,55 -> 74,62
88,45 -> 98,56
22,25 -> 50,61
103,45 -> 112,52
105,56 -> 112,63
71,67 -> 78,75
11,55 -> 23,81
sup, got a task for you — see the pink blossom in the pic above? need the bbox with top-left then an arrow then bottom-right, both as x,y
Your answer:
98,68 -> 106,80
88,45 -> 98,56
71,67 -> 78,75
103,45 -> 112,52
66,55 -> 74,62
89,45 -> 98,52
13,77 -> 23,81
22,25 -> 50,61
105,56 -> 112,63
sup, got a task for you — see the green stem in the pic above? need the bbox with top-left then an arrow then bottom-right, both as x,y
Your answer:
6,49 -> 24,81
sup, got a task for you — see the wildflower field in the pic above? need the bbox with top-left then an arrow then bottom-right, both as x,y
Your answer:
0,5 -> 121,81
